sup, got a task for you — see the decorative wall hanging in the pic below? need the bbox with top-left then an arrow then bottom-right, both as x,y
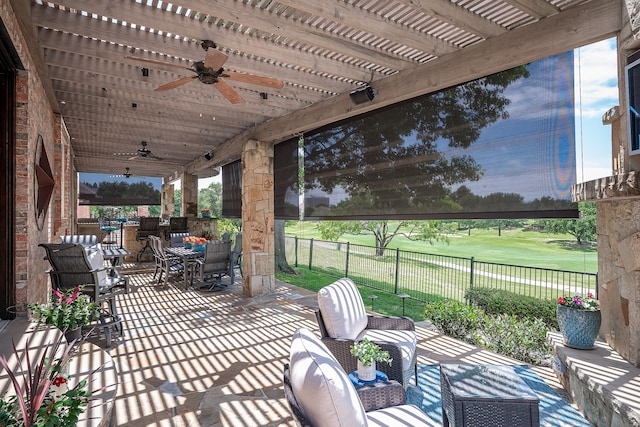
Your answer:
34,135 -> 54,231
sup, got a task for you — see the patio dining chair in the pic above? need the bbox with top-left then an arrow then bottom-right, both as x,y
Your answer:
194,240 -> 232,291
39,243 -> 130,347
166,216 -> 189,241
148,235 -> 184,287
315,277 -> 418,388
231,232 -> 242,278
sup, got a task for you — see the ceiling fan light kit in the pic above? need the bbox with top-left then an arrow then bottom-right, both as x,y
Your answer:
128,39 -> 284,104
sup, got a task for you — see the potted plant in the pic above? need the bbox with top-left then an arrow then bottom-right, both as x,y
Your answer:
0,335 -> 93,426
557,292 -> 601,349
350,338 -> 392,381
29,286 -> 99,343
200,209 -> 212,218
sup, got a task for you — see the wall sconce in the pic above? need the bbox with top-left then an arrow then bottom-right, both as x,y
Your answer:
349,85 -> 377,105
204,152 -> 213,161
260,92 -> 268,100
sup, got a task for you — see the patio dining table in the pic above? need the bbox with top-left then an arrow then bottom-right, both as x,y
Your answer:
165,246 -> 203,288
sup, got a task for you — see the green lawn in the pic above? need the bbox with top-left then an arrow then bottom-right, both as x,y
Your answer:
285,221 -> 597,273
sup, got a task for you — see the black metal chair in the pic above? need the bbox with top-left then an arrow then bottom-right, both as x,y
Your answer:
194,240 -> 232,291
167,216 -> 188,241
39,243 -> 129,347
148,236 -> 184,287
135,217 -> 160,261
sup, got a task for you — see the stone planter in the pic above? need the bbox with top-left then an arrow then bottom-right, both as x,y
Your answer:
557,305 -> 601,349
357,360 -> 376,381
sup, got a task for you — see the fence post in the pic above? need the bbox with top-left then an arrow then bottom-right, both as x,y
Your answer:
309,238 -> 314,271
294,236 -> 299,267
394,248 -> 400,294
345,242 -> 350,277
470,256 -> 475,287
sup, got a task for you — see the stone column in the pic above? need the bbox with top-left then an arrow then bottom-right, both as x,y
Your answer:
161,182 -> 175,220
241,139 -> 275,297
181,173 -> 198,217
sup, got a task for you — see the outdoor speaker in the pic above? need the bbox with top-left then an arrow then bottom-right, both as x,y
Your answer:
349,85 -> 377,104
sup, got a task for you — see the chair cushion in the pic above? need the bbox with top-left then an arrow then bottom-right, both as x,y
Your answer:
289,328 -> 367,427
317,278 -> 368,340
358,329 -> 417,371
366,404 -> 432,426
85,247 -> 108,287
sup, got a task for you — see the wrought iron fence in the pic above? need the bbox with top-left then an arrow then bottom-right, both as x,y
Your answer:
284,236 -> 598,303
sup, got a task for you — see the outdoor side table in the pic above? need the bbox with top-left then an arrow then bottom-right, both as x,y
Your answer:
440,364 -> 539,427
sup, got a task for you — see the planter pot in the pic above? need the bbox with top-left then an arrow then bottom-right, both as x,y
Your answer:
357,360 -> 376,381
64,327 -> 82,344
557,304 -> 601,349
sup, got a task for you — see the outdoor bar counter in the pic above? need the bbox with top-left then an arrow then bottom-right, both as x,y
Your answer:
76,217 -> 217,262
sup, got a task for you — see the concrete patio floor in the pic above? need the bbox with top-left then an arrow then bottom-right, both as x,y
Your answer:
96,264 -> 571,426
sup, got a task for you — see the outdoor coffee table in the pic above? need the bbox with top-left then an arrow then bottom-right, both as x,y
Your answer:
440,364 -> 539,427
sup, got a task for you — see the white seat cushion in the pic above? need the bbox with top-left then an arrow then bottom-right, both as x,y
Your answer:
317,278 -> 368,340
289,328 -> 367,427
358,329 -> 417,371
366,404 -> 434,426
85,247 -> 108,287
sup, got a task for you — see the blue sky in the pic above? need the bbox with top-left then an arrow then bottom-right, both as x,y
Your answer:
574,38 -> 618,182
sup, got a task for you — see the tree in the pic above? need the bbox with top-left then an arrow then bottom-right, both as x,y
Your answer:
544,202 -> 596,245
316,219 -> 450,256
303,67 -> 530,219
198,182 -> 222,218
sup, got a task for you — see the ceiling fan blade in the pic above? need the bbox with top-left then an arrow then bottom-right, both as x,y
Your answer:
149,153 -> 165,161
204,49 -> 228,70
125,55 -> 194,72
155,76 -> 198,91
127,155 -> 139,161
214,79 -> 243,104
224,71 -> 284,89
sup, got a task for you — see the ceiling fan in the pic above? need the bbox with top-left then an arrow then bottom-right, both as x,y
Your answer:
114,141 -> 164,161
110,167 -> 132,178
126,40 -> 284,104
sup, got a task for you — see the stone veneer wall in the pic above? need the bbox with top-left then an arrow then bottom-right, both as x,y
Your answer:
241,139 -> 275,297
596,199 -> 640,366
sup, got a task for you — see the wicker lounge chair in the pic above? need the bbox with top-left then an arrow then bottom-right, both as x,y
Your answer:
315,277 -> 418,388
284,327 -> 431,426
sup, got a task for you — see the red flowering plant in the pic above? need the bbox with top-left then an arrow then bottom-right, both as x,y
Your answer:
557,292 -> 600,311
0,335 -> 94,426
29,286 -> 99,332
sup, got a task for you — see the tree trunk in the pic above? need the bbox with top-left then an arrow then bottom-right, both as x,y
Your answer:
275,219 -> 298,274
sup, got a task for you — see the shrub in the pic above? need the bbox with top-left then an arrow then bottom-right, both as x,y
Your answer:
424,300 -> 553,365
476,314 -> 552,365
424,301 -> 485,342
465,287 -> 558,329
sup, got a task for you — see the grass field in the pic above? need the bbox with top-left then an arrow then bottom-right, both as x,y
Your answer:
285,221 -> 597,273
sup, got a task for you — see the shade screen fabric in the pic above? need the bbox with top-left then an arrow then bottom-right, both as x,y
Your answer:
274,140 -> 300,219
301,52 -> 578,220
222,160 -> 242,218
78,173 -> 161,206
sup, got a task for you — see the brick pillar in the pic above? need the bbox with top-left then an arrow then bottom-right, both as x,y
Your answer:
181,173 -> 198,217
161,182 -> 175,219
241,139 -> 275,297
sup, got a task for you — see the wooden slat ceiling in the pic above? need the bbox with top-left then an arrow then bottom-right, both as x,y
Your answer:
25,0 -> 620,181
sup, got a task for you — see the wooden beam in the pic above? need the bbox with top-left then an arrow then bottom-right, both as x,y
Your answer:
31,2 -> 382,81
190,0 -> 621,174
